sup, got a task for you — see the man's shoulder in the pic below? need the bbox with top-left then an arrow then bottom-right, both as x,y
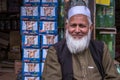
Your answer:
54,39 -> 66,47
91,39 -> 103,43
52,39 -> 67,53
90,39 -> 104,52
90,39 -> 104,46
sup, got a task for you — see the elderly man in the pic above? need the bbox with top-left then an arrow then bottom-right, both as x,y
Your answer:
42,6 -> 120,80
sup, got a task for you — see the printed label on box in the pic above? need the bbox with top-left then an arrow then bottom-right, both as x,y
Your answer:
23,62 -> 40,76
41,34 -> 58,47
21,6 -> 39,20
39,21 -> 57,34
22,35 -> 40,48
23,48 -> 40,62
21,20 -> 39,34
40,6 -> 57,20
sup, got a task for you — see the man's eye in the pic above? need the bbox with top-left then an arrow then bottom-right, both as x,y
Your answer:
70,24 -> 87,28
79,24 -> 86,28
70,24 -> 77,27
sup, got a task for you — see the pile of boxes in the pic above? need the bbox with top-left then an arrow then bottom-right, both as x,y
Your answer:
96,0 -> 116,59
8,31 -> 21,60
20,0 -> 58,80
96,0 -> 115,27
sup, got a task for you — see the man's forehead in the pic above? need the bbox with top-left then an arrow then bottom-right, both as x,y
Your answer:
68,6 -> 91,20
69,14 -> 89,23
70,14 -> 88,19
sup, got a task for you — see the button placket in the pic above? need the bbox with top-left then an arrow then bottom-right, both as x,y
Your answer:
79,55 -> 87,80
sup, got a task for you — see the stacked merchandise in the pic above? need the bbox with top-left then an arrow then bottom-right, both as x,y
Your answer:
0,0 -> 7,12
39,0 -> 58,78
21,0 -> 40,80
96,0 -> 116,58
20,0 -> 58,80
96,0 -> 115,27
96,32 -> 115,58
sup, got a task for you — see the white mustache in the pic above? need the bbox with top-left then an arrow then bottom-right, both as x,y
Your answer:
65,29 -> 91,54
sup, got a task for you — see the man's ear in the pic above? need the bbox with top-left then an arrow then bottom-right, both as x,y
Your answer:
90,24 -> 94,31
65,19 -> 69,29
65,23 -> 68,30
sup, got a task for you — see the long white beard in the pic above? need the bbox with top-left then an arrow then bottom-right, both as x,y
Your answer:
65,29 -> 91,54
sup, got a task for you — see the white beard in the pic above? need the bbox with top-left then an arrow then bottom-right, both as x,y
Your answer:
65,29 -> 91,54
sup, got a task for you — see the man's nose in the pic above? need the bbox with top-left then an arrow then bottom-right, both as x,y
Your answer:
75,26 -> 80,32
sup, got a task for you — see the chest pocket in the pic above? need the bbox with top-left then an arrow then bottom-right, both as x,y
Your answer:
88,65 -> 98,73
87,50 -> 102,79
87,65 -> 101,79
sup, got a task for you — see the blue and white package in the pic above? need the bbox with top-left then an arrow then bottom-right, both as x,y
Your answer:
24,76 -> 40,80
41,0 -> 58,7
23,62 -> 40,76
22,35 -> 40,48
39,21 -> 58,34
41,49 -> 48,60
21,6 -> 39,20
40,6 -> 57,21
40,62 -> 44,76
41,34 -> 58,47
23,48 -> 40,62
21,20 -> 39,34
23,0 -> 40,5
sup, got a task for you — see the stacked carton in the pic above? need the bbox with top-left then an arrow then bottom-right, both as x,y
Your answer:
96,0 -> 115,27
40,0 -> 58,78
96,0 -> 116,59
21,0 -> 41,80
20,0 -> 58,80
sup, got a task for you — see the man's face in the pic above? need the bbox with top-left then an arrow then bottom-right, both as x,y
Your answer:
65,14 -> 93,53
66,14 -> 92,39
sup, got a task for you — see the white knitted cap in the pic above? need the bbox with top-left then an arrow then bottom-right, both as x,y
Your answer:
68,6 -> 91,20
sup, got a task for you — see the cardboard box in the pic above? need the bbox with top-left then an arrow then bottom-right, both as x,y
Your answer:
10,45 -> 21,53
14,60 -> 22,75
0,32 -> 9,40
22,35 -> 40,48
8,51 -> 21,60
10,31 -> 21,52
0,38 -> 9,46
